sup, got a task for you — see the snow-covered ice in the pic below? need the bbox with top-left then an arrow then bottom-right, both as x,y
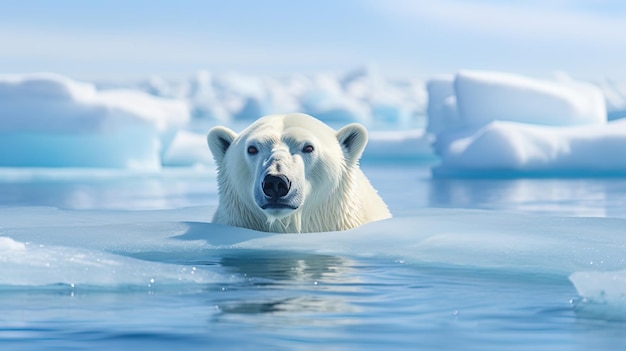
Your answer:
1,205 -> 625,320
4,66 -> 626,351
0,236 -> 222,288
0,73 -> 189,169
136,66 -> 427,128
427,70 -> 626,176
5,68 -> 626,174
454,70 -> 606,127
2,67 -> 626,322
433,119 -> 626,176
570,270 -> 626,321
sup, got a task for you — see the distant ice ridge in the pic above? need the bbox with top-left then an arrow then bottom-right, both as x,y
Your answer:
0,73 -> 189,169
6,68 -> 626,171
144,66 -> 433,165
139,65 -> 427,129
427,70 -> 626,176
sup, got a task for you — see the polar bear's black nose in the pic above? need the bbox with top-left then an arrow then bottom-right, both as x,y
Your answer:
262,174 -> 290,198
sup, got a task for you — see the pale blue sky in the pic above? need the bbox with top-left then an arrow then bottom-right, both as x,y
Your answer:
1,0 -> 625,81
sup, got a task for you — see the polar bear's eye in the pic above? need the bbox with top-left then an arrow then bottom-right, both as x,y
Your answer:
247,146 -> 258,155
302,145 -> 314,153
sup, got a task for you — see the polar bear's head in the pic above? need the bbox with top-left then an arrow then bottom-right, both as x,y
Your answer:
207,113 -> 368,227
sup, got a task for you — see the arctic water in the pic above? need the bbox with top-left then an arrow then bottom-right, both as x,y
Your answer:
1,163 -> 626,351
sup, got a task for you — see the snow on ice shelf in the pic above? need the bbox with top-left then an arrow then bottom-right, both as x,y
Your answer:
0,73 -> 189,169
1,206 -> 625,320
427,70 -> 626,177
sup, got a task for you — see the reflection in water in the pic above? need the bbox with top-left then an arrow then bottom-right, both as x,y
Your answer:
220,251 -> 353,283
427,177 -> 626,217
365,164 -> 626,218
0,169 -> 217,210
217,296 -> 355,317
213,251 -> 361,320
2,165 -> 626,217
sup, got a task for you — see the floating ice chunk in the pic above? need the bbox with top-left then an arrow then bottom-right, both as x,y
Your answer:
569,270 -> 626,321
454,70 -> 606,127
0,237 -> 224,288
0,237 -> 26,252
0,73 -> 189,169
428,70 -> 618,176
0,72 -> 96,101
0,207 -> 225,288
433,119 -> 626,176
0,73 -> 188,134
0,128 -> 162,169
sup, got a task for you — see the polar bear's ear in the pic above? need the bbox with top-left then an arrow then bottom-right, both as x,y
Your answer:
207,126 -> 238,163
336,123 -> 368,165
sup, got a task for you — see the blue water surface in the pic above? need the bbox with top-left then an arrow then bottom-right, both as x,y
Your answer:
1,163 -> 626,350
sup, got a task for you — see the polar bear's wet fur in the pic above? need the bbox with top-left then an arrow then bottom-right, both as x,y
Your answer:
207,113 -> 391,233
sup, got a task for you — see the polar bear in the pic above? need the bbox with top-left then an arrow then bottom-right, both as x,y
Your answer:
207,113 -> 391,233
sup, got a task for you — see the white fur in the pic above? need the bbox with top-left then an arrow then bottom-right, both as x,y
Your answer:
207,113 -> 391,233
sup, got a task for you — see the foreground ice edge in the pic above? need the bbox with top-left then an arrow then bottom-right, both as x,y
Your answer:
0,236 -> 225,289
1,206 -> 625,318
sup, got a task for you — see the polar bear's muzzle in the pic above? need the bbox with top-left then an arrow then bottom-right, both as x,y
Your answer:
262,174 -> 291,200
255,172 -> 303,218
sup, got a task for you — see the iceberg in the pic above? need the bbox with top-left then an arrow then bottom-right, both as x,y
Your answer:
0,73 -> 190,169
570,270 -> 626,321
427,70 -> 621,176
433,119 -> 626,176
454,70 -> 606,127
